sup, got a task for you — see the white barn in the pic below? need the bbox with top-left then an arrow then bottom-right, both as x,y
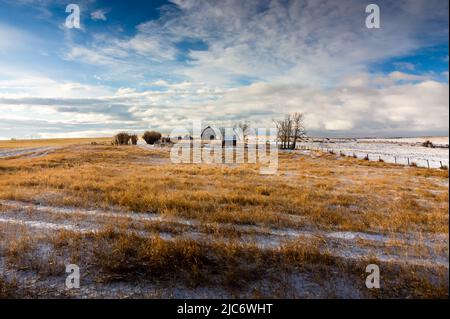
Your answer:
201,126 -> 242,146
201,126 -> 218,141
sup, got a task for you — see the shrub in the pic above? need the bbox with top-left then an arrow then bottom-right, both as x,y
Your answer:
142,131 -> 162,145
113,132 -> 131,145
130,134 -> 138,145
161,136 -> 172,144
410,161 -> 418,167
422,140 -> 434,148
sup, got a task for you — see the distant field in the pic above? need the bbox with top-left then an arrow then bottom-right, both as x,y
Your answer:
0,137 -> 112,149
297,137 -> 449,168
0,142 -> 448,298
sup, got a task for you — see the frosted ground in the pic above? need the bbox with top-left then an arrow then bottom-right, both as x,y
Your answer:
296,137 -> 449,168
0,141 -> 448,298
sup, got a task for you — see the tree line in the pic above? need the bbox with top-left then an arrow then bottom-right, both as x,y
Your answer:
273,112 -> 306,150
112,112 -> 306,149
113,131 -> 163,145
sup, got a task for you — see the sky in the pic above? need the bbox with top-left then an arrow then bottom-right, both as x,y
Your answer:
0,0 -> 448,139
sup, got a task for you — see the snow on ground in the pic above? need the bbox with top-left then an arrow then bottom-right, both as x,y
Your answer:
138,137 -> 449,168
297,137 -> 449,168
359,137 -> 449,146
0,200 -> 448,268
0,147 -> 57,159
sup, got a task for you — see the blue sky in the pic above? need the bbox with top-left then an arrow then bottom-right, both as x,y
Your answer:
0,0 -> 448,139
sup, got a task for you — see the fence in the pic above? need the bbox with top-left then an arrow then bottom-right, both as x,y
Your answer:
295,145 -> 449,170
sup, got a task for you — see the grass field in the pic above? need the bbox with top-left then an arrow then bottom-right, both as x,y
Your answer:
0,139 -> 448,298
0,137 -> 112,149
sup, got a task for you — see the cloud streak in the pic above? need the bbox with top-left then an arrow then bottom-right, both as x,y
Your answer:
91,9 -> 107,21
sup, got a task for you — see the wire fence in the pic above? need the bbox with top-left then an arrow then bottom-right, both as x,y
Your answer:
296,145 -> 449,170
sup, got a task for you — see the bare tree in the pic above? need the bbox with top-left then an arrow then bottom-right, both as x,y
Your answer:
291,112 -> 306,150
274,112 -> 306,150
235,121 -> 250,141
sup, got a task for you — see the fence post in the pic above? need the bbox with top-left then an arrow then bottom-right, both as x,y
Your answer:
407,158 -> 410,166
394,156 -> 397,164
427,160 -> 430,169
440,161 -> 443,169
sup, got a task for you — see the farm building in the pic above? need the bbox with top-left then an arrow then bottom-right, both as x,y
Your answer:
201,126 -> 242,146
201,126 -> 218,141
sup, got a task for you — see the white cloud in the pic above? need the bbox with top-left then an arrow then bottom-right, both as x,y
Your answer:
0,23 -> 33,52
388,71 -> 425,82
1,71 -> 447,138
91,9 -> 107,21
1,0 -> 448,138
0,70 -> 113,98
67,0 -> 447,88
63,46 -> 122,66
393,62 -> 416,71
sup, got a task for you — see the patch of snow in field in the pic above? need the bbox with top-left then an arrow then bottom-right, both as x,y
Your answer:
0,147 -> 56,159
0,216 -> 90,233
1,199 -> 447,248
297,137 -> 449,168
0,200 -> 177,224
1,199 -> 447,268
3,212 -> 447,269
359,137 -> 449,147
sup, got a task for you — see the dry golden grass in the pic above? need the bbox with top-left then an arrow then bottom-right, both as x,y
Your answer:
5,232 -> 63,277
0,137 -> 112,149
0,276 -> 18,298
1,226 -> 446,298
0,144 -> 447,234
0,141 -> 448,298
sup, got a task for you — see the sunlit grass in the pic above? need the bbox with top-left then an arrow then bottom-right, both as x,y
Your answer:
0,142 -> 448,298
0,143 -> 448,233
0,137 -> 112,149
